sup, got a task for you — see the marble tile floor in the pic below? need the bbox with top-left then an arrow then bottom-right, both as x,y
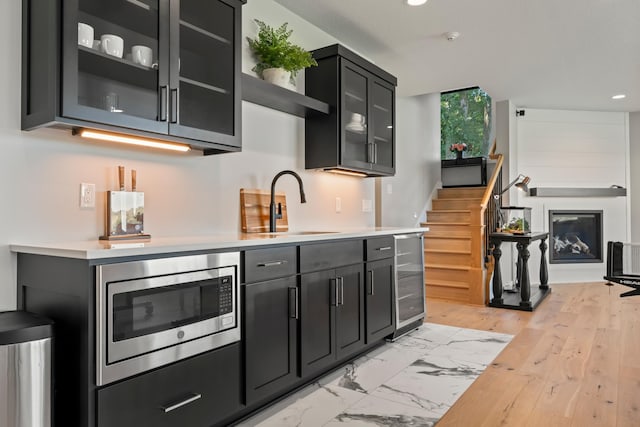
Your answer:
236,323 -> 513,427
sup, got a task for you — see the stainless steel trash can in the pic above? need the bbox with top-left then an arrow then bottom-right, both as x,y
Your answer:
0,311 -> 53,427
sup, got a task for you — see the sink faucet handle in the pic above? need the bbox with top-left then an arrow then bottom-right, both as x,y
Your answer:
276,202 -> 283,219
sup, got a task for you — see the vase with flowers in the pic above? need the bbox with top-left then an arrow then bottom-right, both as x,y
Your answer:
450,142 -> 468,161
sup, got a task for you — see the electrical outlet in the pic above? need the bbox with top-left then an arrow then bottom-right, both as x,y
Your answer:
335,197 -> 342,213
80,183 -> 96,208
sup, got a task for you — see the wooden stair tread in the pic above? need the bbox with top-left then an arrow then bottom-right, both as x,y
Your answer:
427,209 -> 471,213
424,234 -> 471,240
425,263 -> 470,271
424,249 -> 472,255
424,279 -> 470,289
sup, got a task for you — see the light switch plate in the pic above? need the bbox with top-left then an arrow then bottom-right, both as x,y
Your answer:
362,199 -> 372,212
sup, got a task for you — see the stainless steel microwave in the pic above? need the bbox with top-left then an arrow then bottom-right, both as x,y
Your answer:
96,252 -> 240,386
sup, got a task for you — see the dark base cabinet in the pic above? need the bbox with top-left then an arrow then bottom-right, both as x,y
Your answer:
365,258 -> 395,343
300,264 -> 365,377
97,343 -> 242,427
244,276 -> 299,405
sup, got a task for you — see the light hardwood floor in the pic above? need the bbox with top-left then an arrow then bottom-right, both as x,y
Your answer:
427,282 -> 640,426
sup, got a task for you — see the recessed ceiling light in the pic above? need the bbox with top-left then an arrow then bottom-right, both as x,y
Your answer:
612,94 -> 626,100
406,0 -> 428,6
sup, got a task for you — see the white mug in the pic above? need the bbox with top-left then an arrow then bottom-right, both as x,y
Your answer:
100,34 -> 124,58
77,23 -> 94,48
131,45 -> 153,67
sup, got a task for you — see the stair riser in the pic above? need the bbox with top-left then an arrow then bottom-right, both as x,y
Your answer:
427,211 -> 470,223
437,188 -> 486,199
425,267 -> 471,283
432,199 -> 480,210
424,238 -> 471,252
425,285 -> 470,302
425,251 -> 472,266
425,224 -> 470,236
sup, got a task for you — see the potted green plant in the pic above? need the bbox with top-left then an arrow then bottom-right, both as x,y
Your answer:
246,19 -> 317,89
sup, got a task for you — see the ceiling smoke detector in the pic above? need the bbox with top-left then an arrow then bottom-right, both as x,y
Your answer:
444,31 -> 460,41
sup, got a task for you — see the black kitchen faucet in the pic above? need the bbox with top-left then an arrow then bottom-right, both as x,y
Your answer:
270,170 -> 306,232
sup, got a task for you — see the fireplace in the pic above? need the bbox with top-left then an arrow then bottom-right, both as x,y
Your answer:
549,210 -> 603,264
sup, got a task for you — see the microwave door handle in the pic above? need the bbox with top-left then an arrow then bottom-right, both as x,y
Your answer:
161,392 -> 202,413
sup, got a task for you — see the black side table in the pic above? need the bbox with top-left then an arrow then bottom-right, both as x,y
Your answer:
489,232 -> 551,311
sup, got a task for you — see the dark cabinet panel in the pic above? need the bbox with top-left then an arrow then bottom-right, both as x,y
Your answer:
335,264 -> 365,359
244,246 -> 297,283
300,269 -> 336,377
244,276 -> 299,404
97,343 -> 242,427
299,239 -> 363,273
366,258 -> 395,343
300,264 -> 365,377
305,44 -> 396,177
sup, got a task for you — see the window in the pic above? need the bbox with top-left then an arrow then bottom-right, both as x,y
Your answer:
440,87 -> 492,159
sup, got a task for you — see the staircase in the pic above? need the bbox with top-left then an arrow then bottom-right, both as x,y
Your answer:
422,186 -> 487,305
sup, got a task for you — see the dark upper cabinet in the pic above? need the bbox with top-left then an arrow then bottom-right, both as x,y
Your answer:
22,0 -> 244,154
305,44 -> 396,177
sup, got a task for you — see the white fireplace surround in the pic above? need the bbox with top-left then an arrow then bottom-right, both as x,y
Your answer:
510,109 -> 630,284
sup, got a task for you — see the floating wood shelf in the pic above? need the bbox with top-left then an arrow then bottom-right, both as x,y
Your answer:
241,73 -> 330,118
529,187 -> 627,197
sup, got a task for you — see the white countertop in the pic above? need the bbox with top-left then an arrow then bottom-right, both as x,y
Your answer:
10,227 -> 428,260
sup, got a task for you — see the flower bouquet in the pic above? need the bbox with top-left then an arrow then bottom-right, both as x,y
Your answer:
449,142 -> 468,160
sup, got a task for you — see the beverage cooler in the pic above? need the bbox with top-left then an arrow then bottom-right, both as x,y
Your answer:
389,233 -> 426,340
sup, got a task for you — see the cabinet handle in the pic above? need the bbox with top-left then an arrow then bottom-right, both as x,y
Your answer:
289,287 -> 299,319
161,393 -> 202,413
256,260 -> 287,267
368,270 -> 375,295
169,88 -> 178,123
159,86 -> 168,122
338,277 -> 344,305
373,142 -> 378,164
331,278 -> 339,306
367,142 -> 373,163
376,246 -> 392,252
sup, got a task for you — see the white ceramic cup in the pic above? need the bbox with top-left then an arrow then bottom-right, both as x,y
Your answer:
77,23 -> 94,48
131,45 -> 153,67
100,34 -> 124,58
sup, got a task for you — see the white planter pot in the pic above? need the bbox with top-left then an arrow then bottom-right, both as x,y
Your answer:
262,68 -> 292,89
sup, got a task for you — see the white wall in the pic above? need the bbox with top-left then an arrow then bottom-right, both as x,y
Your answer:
514,108 -> 629,283
630,112 -> 640,242
2,1 -> 427,310
376,93 -> 440,227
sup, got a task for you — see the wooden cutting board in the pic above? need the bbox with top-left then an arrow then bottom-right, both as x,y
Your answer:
240,189 -> 288,233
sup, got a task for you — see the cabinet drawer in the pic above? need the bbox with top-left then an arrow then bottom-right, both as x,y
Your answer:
97,344 -> 242,427
244,246 -> 297,283
366,236 -> 395,261
300,240 -> 363,273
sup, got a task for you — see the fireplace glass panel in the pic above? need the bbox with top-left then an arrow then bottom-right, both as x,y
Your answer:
549,210 -> 603,264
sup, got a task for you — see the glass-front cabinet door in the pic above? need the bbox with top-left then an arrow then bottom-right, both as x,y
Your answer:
370,80 -> 395,174
341,62 -> 370,170
63,0 -> 168,134
169,0 -> 241,147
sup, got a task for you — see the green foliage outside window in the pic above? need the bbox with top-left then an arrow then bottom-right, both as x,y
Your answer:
441,88 -> 492,159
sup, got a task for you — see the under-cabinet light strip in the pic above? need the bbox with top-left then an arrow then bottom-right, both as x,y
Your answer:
77,129 -> 191,152
323,168 -> 368,177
